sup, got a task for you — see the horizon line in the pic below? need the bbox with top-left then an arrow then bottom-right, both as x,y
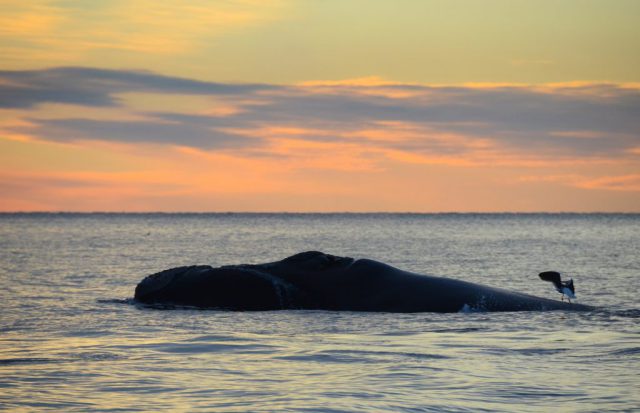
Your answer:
1,211 -> 639,215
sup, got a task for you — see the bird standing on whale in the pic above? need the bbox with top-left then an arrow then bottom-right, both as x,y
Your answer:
538,271 -> 576,303
134,251 -> 593,313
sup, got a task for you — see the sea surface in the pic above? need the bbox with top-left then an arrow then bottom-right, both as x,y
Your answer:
0,213 -> 638,412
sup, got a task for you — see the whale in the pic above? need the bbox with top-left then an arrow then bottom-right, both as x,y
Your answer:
134,251 -> 594,312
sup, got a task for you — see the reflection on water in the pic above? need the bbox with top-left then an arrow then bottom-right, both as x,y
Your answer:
0,214 -> 638,412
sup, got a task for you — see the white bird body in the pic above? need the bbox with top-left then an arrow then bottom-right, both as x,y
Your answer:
561,286 -> 576,300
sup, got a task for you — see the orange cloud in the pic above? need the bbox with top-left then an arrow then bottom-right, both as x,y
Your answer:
298,76 -> 399,87
0,3 -> 62,36
0,0 -> 288,68
519,174 -> 640,192
576,175 -> 640,192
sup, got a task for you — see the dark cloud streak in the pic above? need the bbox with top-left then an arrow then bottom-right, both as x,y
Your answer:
0,67 -> 277,108
2,67 -> 639,161
18,118 -> 256,149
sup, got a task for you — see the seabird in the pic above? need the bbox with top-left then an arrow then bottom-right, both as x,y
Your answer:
539,271 -> 576,303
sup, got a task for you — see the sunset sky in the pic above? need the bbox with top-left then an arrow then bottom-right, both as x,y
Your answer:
1,0 -> 639,212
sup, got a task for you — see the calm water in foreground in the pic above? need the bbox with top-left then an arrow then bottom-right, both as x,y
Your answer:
0,213 -> 638,412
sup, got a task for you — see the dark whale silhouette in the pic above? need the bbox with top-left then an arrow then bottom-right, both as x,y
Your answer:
134,251 -> 594,312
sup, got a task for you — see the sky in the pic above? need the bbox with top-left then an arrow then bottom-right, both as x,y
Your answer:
1,0 -> 639,212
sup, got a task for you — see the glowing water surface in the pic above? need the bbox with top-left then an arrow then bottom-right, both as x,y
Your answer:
1,214 -> 638,412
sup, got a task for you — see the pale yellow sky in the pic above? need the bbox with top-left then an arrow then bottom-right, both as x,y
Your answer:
2,0 -> 639,83
1,0 -> 639,211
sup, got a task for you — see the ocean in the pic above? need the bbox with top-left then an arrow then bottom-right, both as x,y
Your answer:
0,213 -> 638,412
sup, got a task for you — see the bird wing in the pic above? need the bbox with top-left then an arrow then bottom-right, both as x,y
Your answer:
538,271 -> 562,291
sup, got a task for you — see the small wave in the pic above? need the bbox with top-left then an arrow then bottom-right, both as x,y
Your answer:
0,357 -> 58,366
330,349 -> 449,361
608,347 -> 640,356
145,342 -> 278,354
98,298 -> 203,310
277,353 -> 364,364
431,327 -> 486,333
79,352 -> 123,362
97,298 -> 136,305
609,308 -> 640,318
511,348 -> 570,356
132,302 -> 216,311
186,334 -> 248,343
482,384 -> 587,400
374,330 -> 423,337
481,347 -> 569,357
277,349 -> 450,364
0,353 -> 121,366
